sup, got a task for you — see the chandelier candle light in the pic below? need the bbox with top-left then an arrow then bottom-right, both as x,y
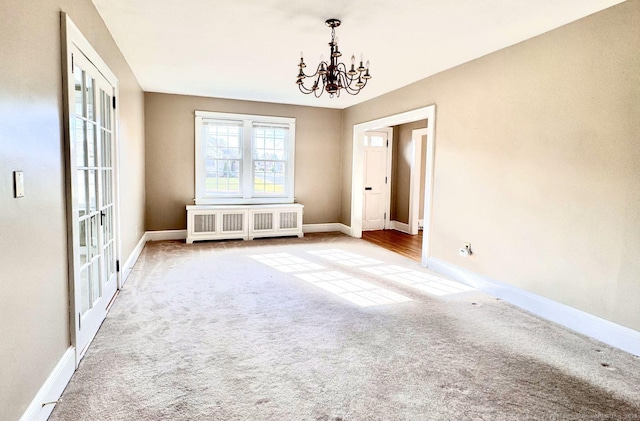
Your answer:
296,18 -> 371,98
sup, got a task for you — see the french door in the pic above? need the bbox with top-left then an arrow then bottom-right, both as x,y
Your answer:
63,15 -> 119,363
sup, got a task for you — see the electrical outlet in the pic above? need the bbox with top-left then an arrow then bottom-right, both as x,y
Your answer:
14,171 -> 24,198
459,242 -> 472,257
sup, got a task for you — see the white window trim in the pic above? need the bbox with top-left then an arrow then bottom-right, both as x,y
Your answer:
194,110 -> 296,205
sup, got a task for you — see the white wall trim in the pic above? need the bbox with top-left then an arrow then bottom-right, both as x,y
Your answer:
146,225 -> 351,241
389,221 -> 411,234
121,233 -> 147,286
428,257 -> 640,356
409,128 -> 428,235
19,347 -> 75,421
145,229 -> 188,241
303,223 -> 351,236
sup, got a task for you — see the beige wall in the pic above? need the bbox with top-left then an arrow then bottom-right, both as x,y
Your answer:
390,120 -> 427,224
0,1 -> 145,419
144,93 -> 342,230
341,0 -> 640,331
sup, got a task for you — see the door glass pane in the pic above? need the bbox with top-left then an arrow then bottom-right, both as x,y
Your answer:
87,122 -> 96,167
104,95 -> 113,130
77,170 -> 87,217
88,170 -> 97,212
101,90 -> 112,130
86,75 -> 95,121
75,118 -> 86,167
80,267 -> 90,314
102,206 -> 113,243
90,214 -> 99,257
91,258 -> 101,303
370,135 -> 384,147
105,243 -> 114,280
101,130 -> 111,167
109,243 -> 115,277
79,219 -> 88,265
100,91 -> 105,128
102,170 -> 112,207
74,67 -> 84,117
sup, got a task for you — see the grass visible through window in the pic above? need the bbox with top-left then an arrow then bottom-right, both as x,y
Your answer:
206,177 -> 285,194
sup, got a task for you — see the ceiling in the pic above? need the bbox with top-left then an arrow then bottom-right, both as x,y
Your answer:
92,0 -> 624,109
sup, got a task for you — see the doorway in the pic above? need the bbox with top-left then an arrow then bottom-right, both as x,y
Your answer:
62,14 -> 120,364
351,105 -> 436,267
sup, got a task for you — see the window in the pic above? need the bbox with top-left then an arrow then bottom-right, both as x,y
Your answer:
195,111 -> 295,204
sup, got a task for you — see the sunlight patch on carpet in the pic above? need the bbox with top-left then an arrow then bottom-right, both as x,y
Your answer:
250,253 -> 324,272
295,271 -> 412,307
307,249 -> 382,267
362,265 -> 475,296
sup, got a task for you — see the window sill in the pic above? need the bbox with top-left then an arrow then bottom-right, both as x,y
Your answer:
194,197 -> 295,206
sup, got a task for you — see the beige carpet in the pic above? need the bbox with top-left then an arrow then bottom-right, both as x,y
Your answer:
50,233 -> 640,420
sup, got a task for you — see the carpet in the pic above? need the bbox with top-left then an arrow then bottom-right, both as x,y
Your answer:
50,233 -> 640,420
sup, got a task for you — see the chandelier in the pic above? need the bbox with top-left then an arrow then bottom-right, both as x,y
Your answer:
296,19 -> 371,98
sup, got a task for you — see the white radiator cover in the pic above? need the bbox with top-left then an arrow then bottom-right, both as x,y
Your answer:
186,203 -> 304,243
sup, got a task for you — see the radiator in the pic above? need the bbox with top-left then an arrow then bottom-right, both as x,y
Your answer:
253,212 -> 274,231
186,203 -> 303,243
194,214 -> 216,233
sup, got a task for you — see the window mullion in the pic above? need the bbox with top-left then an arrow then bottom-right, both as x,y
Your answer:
287,123 -> 295,199
194,116 -> 205,201
242,120 -> 253,199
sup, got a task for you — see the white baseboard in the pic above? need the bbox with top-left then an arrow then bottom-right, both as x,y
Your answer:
20,347 -> 75,421
145,229 -> 187,241
121,233 -> 147,287
303,223 -> 351,236
146,226 -> 350,240
428,257 -> 640,357
389,220 -> 410,234
418,219 -> 424,229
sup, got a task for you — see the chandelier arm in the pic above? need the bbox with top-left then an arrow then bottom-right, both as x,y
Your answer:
335,63 -> 359,91
298,63 -> 329,95
298,72 -> 329,96
336,71 -> 362,96
298,84 -> 314,94
299,62 -> 327,80
314,74 -> 325,97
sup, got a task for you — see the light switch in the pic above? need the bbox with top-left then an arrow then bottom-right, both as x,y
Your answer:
14,171 -> 24,198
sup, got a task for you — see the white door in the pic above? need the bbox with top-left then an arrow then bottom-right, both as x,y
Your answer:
65,38 -> 119,361
362,130 -> 391,230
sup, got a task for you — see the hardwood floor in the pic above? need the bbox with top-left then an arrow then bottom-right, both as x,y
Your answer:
361,229 -> 423,262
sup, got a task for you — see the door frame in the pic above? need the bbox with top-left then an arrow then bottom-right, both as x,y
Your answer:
61,12 -> 122,365
362,128 -> 393,230
351,105 -> 436,266
409,128 -> 428,235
